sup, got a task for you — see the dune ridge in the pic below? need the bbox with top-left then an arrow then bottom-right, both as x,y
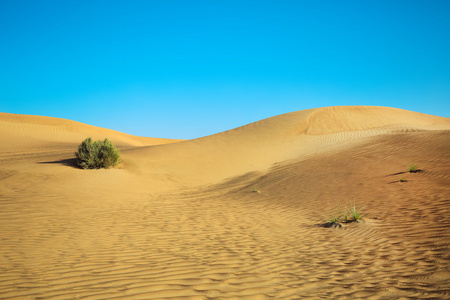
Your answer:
121,106 -> 450,188
0,106 -> 449,299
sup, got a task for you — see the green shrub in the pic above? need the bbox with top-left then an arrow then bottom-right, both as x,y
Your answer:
75,137 -> 120,169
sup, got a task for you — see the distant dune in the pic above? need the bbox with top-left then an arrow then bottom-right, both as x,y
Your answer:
0,112 -> 182,151
1,106 -> 449,299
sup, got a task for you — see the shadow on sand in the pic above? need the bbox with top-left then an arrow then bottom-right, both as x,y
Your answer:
386,169 -> 423,177
38,158 -> 79,168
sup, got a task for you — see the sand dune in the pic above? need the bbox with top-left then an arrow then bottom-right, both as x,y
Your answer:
0,112 -> 182,151
0,106 -> 449,299
122,106 -> 450,188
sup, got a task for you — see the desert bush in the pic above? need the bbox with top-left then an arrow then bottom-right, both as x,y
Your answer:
75,137 -> 120,169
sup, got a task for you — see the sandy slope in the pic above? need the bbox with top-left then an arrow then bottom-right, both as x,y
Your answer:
0,106 -> 449,299
0,112 -> 182,151
122,106 -> 450,188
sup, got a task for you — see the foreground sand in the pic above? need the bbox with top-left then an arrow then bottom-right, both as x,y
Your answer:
1,106 -> 449,299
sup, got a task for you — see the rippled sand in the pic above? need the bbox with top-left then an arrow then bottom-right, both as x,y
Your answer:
1,106 -> 449,299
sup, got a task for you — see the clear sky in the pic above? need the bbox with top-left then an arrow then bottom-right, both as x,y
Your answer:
1,0 -> 449,139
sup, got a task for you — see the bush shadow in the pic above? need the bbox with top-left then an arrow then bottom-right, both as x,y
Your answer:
38,158 -> 79,168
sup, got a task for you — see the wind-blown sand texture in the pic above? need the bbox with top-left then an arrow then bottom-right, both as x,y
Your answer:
1,106 -> 449,299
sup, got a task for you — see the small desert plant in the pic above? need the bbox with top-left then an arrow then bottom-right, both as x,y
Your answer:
407,163 -> 417,172
325,212 -> 342,226
75,137 -> 120,169
253,186 -> 260,193
341,210 -> 350,223
346,202 -> 365,222
324,202 -> 365,227
399,177 -> 406,182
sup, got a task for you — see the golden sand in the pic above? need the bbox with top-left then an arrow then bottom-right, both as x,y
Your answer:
1,106 -> 449,299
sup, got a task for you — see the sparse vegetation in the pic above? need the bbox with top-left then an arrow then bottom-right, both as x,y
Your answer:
407,163 -> 417,173
399,177 -> 406,182
324,202 -> 365,227
325,212 -> 343,226
346,202 -> 364,222
75,137 -> 120,169
253,186 -> 260,193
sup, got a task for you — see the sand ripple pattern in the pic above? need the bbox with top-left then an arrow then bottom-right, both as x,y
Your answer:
0,107 -> 449,299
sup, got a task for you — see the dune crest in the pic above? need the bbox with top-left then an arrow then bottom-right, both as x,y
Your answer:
121,106 -> 450,187
304,106 -> 450,134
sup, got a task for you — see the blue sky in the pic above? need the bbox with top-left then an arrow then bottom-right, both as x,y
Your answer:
1,0 -> 449,139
